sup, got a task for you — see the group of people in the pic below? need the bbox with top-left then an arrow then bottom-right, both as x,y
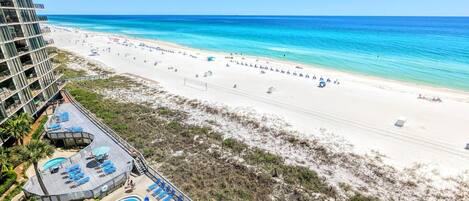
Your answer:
418,94 -> 442,103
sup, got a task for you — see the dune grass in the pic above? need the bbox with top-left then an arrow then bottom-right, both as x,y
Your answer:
66,77 -> 341,200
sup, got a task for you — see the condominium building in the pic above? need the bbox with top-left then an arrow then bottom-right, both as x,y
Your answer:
0,0 -> 64,144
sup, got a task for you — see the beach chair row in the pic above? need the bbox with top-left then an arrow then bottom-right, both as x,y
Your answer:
147,178 -> 183,201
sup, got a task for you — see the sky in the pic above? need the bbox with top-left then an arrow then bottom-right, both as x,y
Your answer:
36,0 -> 469,16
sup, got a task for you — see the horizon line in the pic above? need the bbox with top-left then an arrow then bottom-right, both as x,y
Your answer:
42,14 -> 469,17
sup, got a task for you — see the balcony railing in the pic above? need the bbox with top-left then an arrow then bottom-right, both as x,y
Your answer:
0,71 -> 11,81
37,16 -> 48,22
16,46 -> 30,55
5,100 -> 22,115
0,1 -> 14,7
34,4 -> 44,9
0,87 -> 15,101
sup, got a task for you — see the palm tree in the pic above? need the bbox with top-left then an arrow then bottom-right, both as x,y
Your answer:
0,146 -> 9,179
21,140 -> 54,196
0,113 -> 33,145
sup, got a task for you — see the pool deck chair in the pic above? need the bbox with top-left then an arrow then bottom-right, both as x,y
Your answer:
162,195 -> 174,201
67,126 -> 83,132
151,187 -> 163,197
76,176 -> 90,186
147,178 -> 161,192
65,164 -> 80,173
59,112 -> 70,122
103,166 -> 116,175
48,123 -> 61,131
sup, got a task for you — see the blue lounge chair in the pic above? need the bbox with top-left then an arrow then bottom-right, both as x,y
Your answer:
60,112 -> 70,122
99,160 -> 113,168
104,167 -> 116,175
76,176 -> 90,186
67,126 -> 83,132
103,164 -> 115,172
163,195 -> 174,201
71,172 -> 84,181
158,190 -> 168,199
147,178 -> 161,191
157,190 -> 168,199
66,164 -> 80,173
48,123 -> 61,130
176,195 -> 183,201
151,187 -> 162,197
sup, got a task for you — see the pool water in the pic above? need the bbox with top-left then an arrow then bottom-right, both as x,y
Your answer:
119,196 -> 142,201
42,157 -> 67,170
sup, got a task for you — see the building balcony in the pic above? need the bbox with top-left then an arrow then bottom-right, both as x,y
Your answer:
4,95 -> 22,115
0,71 -> 11,82
30,88 -> 41,97
0,0 -> 14,7
5,101 -> 21,115
34,4 -> 44,9
0,87 -> 16,101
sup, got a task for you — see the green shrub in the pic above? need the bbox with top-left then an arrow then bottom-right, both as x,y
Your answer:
32,117 -> 48,140
0,171 -> 17,196
3,181 -> 25,201
348,193 -> 379,201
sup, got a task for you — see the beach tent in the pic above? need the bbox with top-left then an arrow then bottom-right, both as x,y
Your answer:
92,146 -> 110,157
318,80 -> 326,88
394,117 -> 407,127
207,56 -> 216,61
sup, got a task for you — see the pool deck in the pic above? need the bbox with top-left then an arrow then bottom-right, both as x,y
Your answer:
23,103 -> 135,197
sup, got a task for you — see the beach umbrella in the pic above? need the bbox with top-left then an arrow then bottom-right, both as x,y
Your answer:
92,146 -> 110,157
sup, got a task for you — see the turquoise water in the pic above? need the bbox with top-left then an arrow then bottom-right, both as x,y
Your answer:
42,157 -> 67,170
119,196 -> 142,201
48,16 -> 469,91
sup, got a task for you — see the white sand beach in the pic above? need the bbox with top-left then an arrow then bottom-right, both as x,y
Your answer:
47,25 -> 469,179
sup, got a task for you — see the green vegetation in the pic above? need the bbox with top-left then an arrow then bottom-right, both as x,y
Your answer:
20,140 -> 55,196
0,113 -> 33,145
0,171 -> 17,196
32,116 -> 48,140
2,182 -> 25,201
348,193 -> 379,201
67,77 -> 339,200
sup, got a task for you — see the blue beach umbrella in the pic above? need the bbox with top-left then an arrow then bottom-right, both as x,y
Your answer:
92,146 -> 110,157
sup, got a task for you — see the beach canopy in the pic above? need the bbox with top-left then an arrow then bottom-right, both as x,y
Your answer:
92,146 -> 110,157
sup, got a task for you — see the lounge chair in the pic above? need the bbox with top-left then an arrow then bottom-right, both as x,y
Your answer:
162,195 -> 174,201
157,190 -> 168,199
104,167 -> 116,175
151,187 -> 162,197
48,123 -> 61,130
59,112 -> 70,122
147,178 -> 162,192
176,196 -> 184,201
67,126 -> 83,132
71,172 -> 85,181
76,176 -> 90,186
103,164 -> 115,171
66,164 -> 80,173
99,160 -> 113,168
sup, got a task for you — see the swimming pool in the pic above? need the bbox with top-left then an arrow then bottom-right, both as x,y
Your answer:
42,157 -> 67,170
119,196 -> 142,201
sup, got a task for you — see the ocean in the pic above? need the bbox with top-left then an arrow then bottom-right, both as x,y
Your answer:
47,15 -> 469,91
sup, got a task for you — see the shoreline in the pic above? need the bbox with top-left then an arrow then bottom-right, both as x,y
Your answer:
47,24 -> 469,177
47,23 -> 469,99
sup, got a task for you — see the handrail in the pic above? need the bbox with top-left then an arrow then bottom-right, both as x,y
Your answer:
62,90 -> 192,201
